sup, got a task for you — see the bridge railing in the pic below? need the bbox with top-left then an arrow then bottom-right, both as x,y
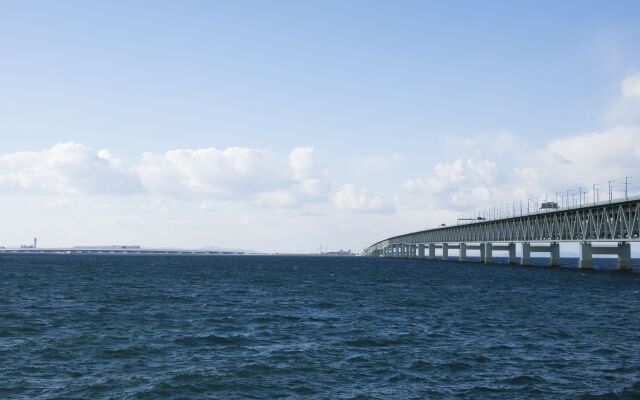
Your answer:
365,195 -> 640,254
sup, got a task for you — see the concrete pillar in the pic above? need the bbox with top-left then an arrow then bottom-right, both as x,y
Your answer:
521,242 -> 531,265
618,242 -> 632,271
442,243 -> 449,261
579,242 -> 593,270
483,243 -> 492,264
459,243 -> 467,262
507,242 -> 516,264
549,242 -> 560,267
418,243 -> 425,259
479,243 -> 485,262
410,244 -> 417,259
428,243 -> 436,259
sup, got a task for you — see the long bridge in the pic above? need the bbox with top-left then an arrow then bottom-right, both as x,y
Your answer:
364,195 -> 640,270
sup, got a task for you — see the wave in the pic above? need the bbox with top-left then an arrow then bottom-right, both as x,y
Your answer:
173,334 -> 253,346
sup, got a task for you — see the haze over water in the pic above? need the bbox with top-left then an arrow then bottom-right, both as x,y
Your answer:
2,255 -> 639,399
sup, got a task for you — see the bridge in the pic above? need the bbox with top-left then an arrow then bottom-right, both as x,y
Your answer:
364,195 -> 640,270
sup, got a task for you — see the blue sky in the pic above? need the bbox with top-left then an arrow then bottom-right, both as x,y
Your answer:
1,1 -> 640,252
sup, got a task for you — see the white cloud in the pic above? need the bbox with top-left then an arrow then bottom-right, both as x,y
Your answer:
0,142 -> 141,194
333,184 -> 395,214
516,125 -> 640,192
622,72 -> 640,99
289,147 -> 316,180
400,158 -> 507,210
400,124 -> 640,213
606,72 -> 640,124
0,143 -> 333,210
136,146 -> 331,208
254,147 -> 331,208
136,147 -> 289,197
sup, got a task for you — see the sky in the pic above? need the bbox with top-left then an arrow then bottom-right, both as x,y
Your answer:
1,0 -> 640,253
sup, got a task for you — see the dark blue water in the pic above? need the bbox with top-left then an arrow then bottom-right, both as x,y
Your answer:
2,255 -> 640,399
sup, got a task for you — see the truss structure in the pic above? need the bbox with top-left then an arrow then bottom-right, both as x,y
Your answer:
364,197 -> 640,255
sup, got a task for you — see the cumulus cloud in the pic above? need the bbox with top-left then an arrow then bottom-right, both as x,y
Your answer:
516,125 -> 640,192
0,142 -> 141,194
333,184 -> 395,214
622,72 -> 640,99
400,124 -> 640,212
255,147 -> 331,208
0,144 -> 333,210
400,158 -> 507,210
136,147 -> 291,197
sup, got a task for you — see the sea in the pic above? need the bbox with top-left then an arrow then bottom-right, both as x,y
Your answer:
1,254 -> 640,399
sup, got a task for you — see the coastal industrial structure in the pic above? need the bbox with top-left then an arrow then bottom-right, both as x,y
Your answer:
364,195 -> 640,270
0,245 -> 249,256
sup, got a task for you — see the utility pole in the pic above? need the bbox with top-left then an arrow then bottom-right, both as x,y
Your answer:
608,180 -> 615,202
520,200 -> 523,216
592,184 -> 599,205
625,176 -> 631,200
566,189 -> 572,208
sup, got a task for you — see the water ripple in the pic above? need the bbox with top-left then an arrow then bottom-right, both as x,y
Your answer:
1,254 -> 639,399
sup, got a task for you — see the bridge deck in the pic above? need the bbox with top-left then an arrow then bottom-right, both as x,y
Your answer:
365,196 -> 640,255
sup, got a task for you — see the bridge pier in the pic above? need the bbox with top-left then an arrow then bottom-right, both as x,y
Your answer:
483,243 -> 492,264
521,242 -> 560,266
579,242 -> 592,269
550,242 -> 560,266
428,243 -> 436,260
463,244 -> 483,262
418,243 -> 425,259
579,242 -> 632,271
508,242 -> 516,264
459,243 -> 467,262
442,243 -> 449,261
482,242 -> 517,264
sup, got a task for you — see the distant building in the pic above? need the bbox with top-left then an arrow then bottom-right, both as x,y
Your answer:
319,249 -> 356,256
